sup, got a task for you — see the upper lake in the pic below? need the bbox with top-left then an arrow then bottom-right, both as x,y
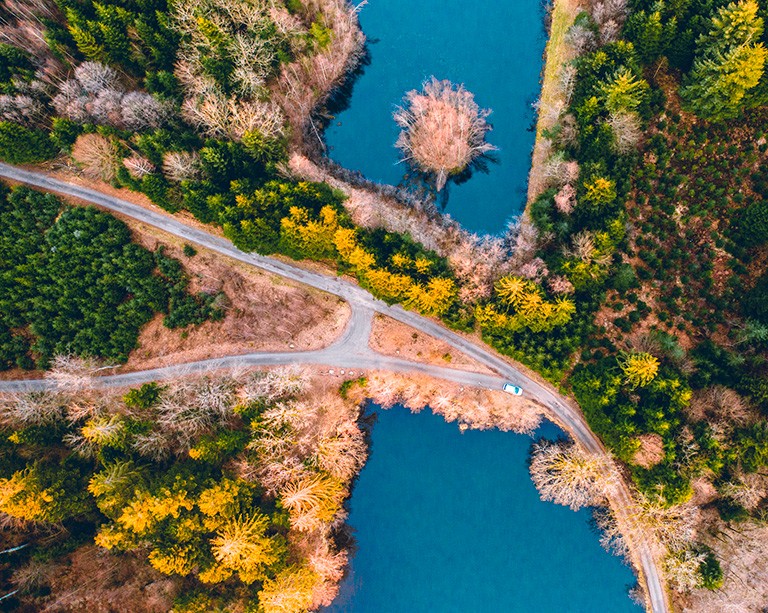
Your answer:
325,406 -> 642,612
323,0 -> 547,235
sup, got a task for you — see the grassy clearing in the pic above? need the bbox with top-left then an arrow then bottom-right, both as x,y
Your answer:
526,0 -> 582,205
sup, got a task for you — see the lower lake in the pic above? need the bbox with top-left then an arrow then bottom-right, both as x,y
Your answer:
325,405 -> 642,612
323,0 -> 547,235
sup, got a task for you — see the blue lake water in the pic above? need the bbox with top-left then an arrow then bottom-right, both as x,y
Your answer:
325,406 -> 641,613
324,0 -> 547,234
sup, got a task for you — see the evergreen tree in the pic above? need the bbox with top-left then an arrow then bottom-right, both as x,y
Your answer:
681,0 -> 767,119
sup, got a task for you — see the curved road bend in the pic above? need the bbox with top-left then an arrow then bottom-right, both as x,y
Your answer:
0,163 -> 670,613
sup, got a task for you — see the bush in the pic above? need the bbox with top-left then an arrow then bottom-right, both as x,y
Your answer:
698,551 -> 724,590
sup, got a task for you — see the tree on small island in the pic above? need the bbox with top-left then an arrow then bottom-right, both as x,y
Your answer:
394,77 -> 496,191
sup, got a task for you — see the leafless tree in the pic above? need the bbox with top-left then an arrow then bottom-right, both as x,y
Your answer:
122,154 -> 155,179
548,274 -> 575,295
594,507 -> 629,559
121,92 -> 170,130
720,474 -> 766,511
44,355 -> 107,394
0,392 -> 63,428
530,440 -> 618,511
591,0 -> 628,43
181,93 -> 284,141
71,133 -> 119,181
565,230 -> 612,267
238,367 -> 309,405
519,257 -> 549,281
566,21 -> 597,54
54,62 -> 168,130
162,150 -> 202,182
131,430 -> 173,461
88,88 -> 124,127
394,77 -> 496,191
542,151 -> 569,187
74,62 -> 118,94
686,386 -> 755,435
632,498 -> 699,554
608,111 -> 642,153
554,183 -> 577,214
0,93 -> 46,127
664,549 -> 706,591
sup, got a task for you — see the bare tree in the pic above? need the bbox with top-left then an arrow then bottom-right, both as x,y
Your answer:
44,355 -> 105,394
720,474 -> 766,511
71,133 -> 119,181
608,111 -> 642,153
548,274 -> 575,294
394,77 -> 496,191
0,392 -> 63,428
0,93 -> 47,127
181,93 -> 284,141
591,0 -> 628,43
530,440 -> 618,510
664,549 -> 706,591
122,154 -> 155,179
74,62 -> 118,94
88,88 -> 124,127
632,498 -> 699,555
566,21 -> 598,54
518,257 -> 549,281
554,183 -> 577,214
121,92 -> 170,130
162,151 -> 202,182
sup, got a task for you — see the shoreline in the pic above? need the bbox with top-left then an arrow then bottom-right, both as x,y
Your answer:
294,1 -> 671,610
525,0 -> 582,208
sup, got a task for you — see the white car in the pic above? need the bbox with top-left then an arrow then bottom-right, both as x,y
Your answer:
503,383 -> 523,396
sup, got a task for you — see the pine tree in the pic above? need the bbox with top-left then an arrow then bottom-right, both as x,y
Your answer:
681,0 -> 767,119
601,67 -> 650,113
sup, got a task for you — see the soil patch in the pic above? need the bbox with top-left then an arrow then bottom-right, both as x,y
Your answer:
369,314 -> 495,375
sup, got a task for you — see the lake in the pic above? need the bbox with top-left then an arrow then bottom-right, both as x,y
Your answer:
323,0 -> 547,235
325,406 -> 642,612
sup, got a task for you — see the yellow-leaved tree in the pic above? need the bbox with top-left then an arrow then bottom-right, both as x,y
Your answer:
280,473 -> 345,532
280,205 -> 340,259
618,352 -> 660,388
210,513 -> 282,584
258,565 -> 320,613
405,277 -> 457,316
477,276 -> 575,334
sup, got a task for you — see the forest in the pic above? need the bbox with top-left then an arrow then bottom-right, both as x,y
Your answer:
0,365 -> 364,611
523,0 -> 768,599
0,185 -> 222,370
0,0 -> 766,605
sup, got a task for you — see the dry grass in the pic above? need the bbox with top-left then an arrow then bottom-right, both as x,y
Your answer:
122,222 -> 350,371
526,0 -> 584,204
368,314 -> 495,375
